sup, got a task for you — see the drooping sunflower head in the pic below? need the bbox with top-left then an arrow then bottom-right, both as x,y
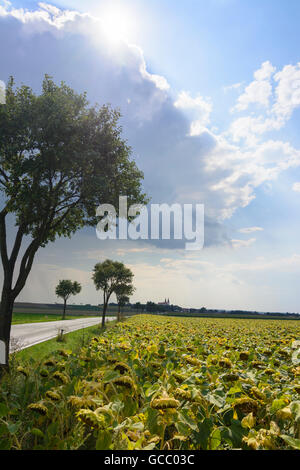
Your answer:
111,376 -> 136,391
239,351 -> 250,361
218,357 -> 232,369
28,402 -> 48,416
150,391 -> 180,410
113,362 -> 132,375
52,371 -> 69,384
45,389 -> 62,402
40,368 -> 49,378
17,366 -> 29,378
233,397 -> 260,415
68,395 -> 97,410
43,359 -> 57,367
174,387 -> 192,401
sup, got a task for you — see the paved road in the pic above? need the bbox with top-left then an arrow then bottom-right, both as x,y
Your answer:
10,317 -> 114,351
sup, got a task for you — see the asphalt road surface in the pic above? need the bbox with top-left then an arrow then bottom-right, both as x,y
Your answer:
10,316 -> 114,351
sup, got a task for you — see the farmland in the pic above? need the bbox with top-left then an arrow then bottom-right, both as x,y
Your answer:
11,302 -> 133,324
0,314 -> 300,450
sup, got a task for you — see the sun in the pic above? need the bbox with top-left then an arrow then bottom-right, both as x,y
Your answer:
100,6 -> 135,43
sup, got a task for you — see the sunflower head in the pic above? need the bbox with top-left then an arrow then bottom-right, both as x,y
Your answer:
233,397 -> 260,415
52,371 -> 69,384
218,358 -> 232,369
150,391 -> 180,410
45,390 -> 62,402
28,402 -> 48,416
239,351 -> 250,361
17,366 -> 29,377
68,395 -> 97,409
111,376 -> 136,391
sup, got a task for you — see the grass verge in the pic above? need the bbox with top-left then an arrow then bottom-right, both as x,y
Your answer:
12,312 -> 95,324
15,319 -> 117,363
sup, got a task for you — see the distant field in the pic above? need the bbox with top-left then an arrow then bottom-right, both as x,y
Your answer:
157,312 -> 300,320
12,305 -> 133,324
11,312 -> 94,324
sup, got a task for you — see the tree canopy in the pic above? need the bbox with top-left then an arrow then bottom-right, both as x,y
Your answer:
92,259 -> 134,327
55,279 -> 81,320
0,75 -> 147,368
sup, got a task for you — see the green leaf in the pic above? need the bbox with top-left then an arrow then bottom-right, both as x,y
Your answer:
0,424 -> 7,438
0,438 -> 11,450
6,422 -> 20,435
292,349 -> 300,365
209,428 -> 222,450
31,428 -> 44,438
103,370 -> 120,382
290,401 -> 300,423
280,435 -> 300,449
96,430 -> 112,450
143,442 -> 157,450
227,383 -> 243,395
222,420 -> 246,447
0,403 -> 9,418
192,418 -> 213,449
270,398 -> 288,413
205,393 -> 225,408
176,421 -> 191,437
146,408 -> 161,436
178,409 -> 198,431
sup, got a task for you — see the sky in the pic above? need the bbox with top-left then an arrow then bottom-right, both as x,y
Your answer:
1,0 -> 300,312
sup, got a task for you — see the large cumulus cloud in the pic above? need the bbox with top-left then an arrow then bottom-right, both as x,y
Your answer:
1,2 -> 300,249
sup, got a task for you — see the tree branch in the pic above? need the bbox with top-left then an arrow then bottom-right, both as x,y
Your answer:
0,211 -> 10,278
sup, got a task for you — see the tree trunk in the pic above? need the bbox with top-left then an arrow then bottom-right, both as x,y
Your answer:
62,299 -> 67,320
117,304 -> 121,322
102,301 -> 108,329
0,286 -> 15,375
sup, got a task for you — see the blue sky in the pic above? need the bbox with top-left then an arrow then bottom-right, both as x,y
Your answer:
1,0 -> 300,312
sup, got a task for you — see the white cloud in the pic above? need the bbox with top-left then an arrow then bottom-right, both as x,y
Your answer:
231,238 -> 257,249
1,3 -> 300,238
292,182 -> 300,192
234,80 -> 272,111
223,82 -> 243,92
38,3 -> 61,16
273,62 -> 300,119
229,115 -> 284,146
239,227 -> 264,234
254,61 -> 276,81
232,61 -> 275,112
174,90 -> 212,132
229,62 -> 300,146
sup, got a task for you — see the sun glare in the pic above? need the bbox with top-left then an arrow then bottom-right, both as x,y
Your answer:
100,6 -> 135,43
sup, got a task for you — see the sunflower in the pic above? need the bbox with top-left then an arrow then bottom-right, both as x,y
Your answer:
233,397 -> 260,415
28,402 -> 48,416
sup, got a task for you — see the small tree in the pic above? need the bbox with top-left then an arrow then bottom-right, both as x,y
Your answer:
92,259 -> 134,328
115,283 -> 134,321
55,280 -> 81,320
133,301 -> 141,315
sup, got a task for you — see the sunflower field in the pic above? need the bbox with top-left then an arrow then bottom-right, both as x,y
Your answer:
0,314 -> 300,450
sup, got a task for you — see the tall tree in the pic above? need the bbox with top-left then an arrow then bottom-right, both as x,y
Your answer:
55,280 -> 81,320
0,76 -> 147,371
115,283 -> 134,321
92,259 -> 134,328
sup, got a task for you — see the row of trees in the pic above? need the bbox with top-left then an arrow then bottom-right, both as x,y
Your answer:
0,75 -> 147,372
55,259 -> 135,327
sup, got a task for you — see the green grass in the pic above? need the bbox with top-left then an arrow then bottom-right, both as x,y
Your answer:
15,319 -> 117,363
12,312 -> 97,325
